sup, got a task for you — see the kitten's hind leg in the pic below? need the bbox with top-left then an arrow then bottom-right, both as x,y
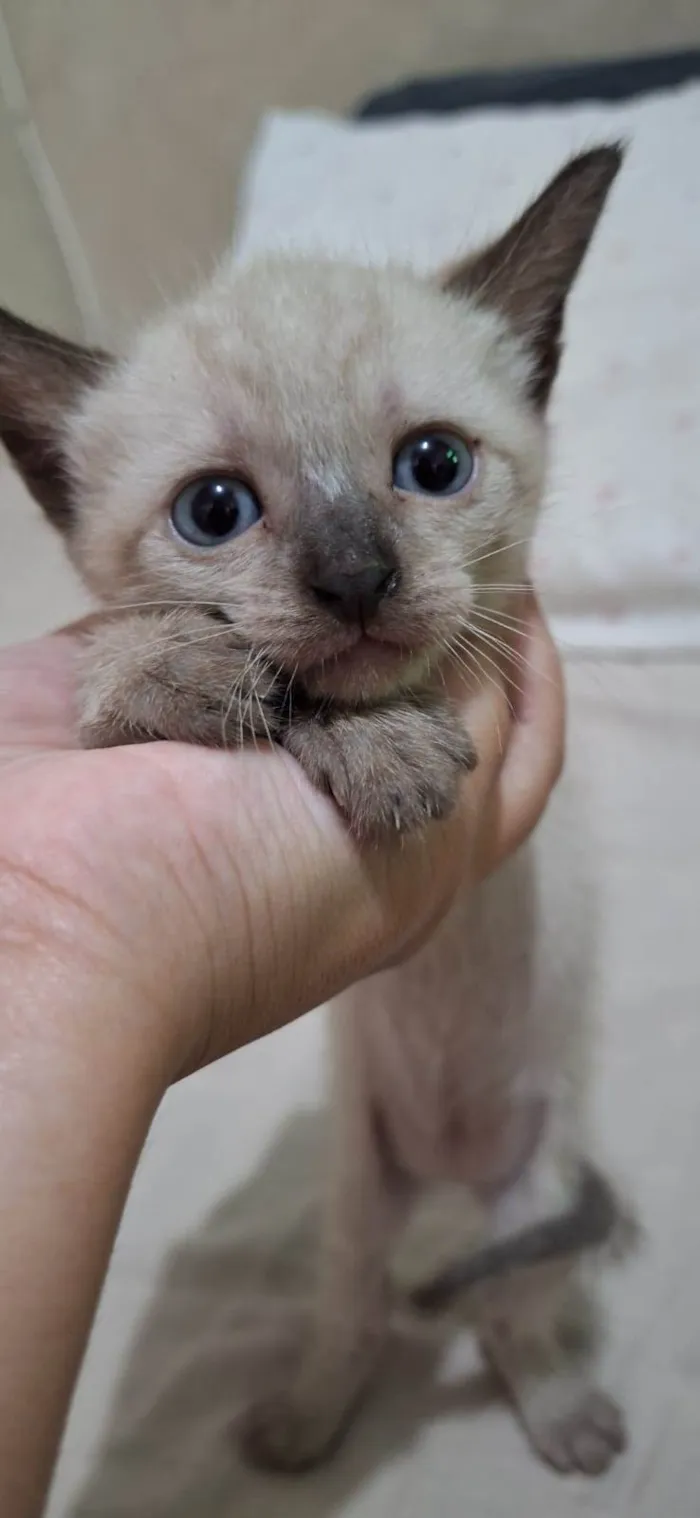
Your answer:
478,1258 -> 626,1475
413,1151 -> 633,1476
239,1102 -> 412,1473
476,1155 -> 629,1476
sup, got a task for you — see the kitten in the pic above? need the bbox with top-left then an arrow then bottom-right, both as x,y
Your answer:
0,146 -> 634,1476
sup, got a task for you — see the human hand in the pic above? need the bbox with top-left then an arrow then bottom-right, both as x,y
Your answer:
0,592 -> 563,1080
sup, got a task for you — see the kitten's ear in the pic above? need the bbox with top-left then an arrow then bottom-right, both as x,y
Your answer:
442,145 -> 623,406
0,307 -> 111,530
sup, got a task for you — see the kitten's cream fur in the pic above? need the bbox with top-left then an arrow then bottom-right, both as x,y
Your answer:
0,147 -> 634,1477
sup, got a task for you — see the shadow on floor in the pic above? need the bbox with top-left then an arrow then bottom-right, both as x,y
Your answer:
68,1109 -> 496,1518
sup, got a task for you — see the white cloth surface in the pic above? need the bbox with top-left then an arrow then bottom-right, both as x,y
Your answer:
234,86 -> 700,654
47,656 -> 700,1518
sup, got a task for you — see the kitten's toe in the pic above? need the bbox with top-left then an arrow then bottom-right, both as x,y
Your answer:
344,770 -> 451,839
386,731 -> 475,835
381,778 -> 453,835
355,722 -> 476,837
239,1393 -> 341,1474
285,697 -> 476,839
525,1387 -> 626,1476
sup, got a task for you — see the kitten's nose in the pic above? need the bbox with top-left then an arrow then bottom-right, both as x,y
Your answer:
310,563 -> 399,625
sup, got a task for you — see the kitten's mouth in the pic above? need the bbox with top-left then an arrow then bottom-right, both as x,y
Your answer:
300,635 -> 431,702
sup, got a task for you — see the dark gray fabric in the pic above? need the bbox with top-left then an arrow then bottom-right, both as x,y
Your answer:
410,1163 -> 625,1313
356,50 -> 700,120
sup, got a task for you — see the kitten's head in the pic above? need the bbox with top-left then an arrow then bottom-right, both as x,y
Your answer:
0,147 -> 620,703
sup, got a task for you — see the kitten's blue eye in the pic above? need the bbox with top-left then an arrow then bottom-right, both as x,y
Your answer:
392,432 -> 475,497
170,476 -> 261,547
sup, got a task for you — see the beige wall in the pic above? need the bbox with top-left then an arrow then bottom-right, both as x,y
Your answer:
1,0 -> 699,345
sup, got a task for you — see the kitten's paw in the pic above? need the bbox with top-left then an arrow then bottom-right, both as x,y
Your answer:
285,697 -> 476,840
524,1386 -> 626,1476
78,613 -> 283,750
80,687 -> 237,749
239,1392 -> 342,1474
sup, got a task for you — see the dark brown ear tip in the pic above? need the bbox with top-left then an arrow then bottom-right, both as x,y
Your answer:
577,141 -> 625,165
0,303 -> 26,331
0,303 -> 112,374
567,142 -> 626,188
0,304 -> 111,528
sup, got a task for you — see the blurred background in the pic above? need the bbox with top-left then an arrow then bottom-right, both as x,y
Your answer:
2,0 -> 700,345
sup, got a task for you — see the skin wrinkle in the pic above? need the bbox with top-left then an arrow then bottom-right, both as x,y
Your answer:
0,852 -> 134,979
145,754 -> 224,1011
153,741 -> 309,1051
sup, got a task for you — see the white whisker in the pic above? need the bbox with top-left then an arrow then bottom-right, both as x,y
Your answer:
282,663 -> 299,735
471,581 -> 532,593
220,654 -> 250,750
454,630 -> 527,706
252,654 -> 276,748
464,620 -> 556,690
446,638 -> 506,754
464,537 -> 533,571
115,621 -> 244,665
245,651 -> 266,753
107,597 -> 223,615
471,605 -> 532,633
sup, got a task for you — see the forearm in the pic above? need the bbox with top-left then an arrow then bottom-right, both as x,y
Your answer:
0,805 -> 408,1518
0,943 -> 169,1518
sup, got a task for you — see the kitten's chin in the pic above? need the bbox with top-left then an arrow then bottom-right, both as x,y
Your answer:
300,639 -> 433,704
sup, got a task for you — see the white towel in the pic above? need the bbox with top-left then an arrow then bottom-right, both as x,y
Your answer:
233,85 -> 700,654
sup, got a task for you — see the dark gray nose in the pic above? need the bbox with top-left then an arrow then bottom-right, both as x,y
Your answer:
310,563 -> 399,625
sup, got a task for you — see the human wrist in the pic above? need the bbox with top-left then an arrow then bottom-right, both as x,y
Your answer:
0,869 -> 181,1099
0,799 -> 368,1086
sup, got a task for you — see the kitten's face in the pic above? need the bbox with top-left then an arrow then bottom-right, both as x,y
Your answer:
66,258 -> 543,702
0,146 -> 621,704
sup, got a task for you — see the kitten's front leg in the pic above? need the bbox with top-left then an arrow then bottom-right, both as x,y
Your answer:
78,611 -> 284,749
284,694 -> 476,840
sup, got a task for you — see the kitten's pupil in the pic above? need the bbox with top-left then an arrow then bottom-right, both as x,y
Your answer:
411,438 -> 461,492
191,480 -> 239,537
170,474 -> 261,546
393,431 -> 474,497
